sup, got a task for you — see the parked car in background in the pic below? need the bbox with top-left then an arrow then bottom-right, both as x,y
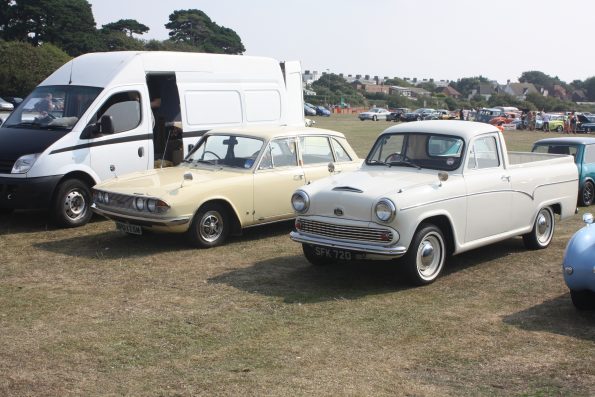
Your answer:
315,105 -> 331,117
290,121 -> 578,285
359,107 -> 390,121
3,97 -> 23,106
476,108 -> 504,123
400,108 -> 435,122
532,137 -> 595,206
92,126 -> 361,247
304,104 -> 317,116
542,114 -> 565,132
386,108 -> 410,122
0,97 -> 14,111
577,114 -> 595,133
562,213 -> 595,309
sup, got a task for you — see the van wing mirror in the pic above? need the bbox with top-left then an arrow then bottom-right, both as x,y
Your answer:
81,122 -> 100,139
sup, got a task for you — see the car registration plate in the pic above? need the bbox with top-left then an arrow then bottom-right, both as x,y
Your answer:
115,221 -> 142,235
314,246 -> 353,261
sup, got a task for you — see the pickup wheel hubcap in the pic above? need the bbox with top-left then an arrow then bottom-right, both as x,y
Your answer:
416,233 -> 443,279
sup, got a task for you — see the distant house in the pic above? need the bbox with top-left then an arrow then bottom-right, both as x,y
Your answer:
439,86 -> 461,98
389,86 -> 413,97
469,83 -> 497,101
550,84 -> 568,101
502,83 -> 539,100
408,87 -> 431,98
351,80 -> 391,94
572,89 -> 588,102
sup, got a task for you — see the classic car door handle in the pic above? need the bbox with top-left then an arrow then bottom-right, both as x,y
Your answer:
501,175 -> 511,182
293,174 -> 304,180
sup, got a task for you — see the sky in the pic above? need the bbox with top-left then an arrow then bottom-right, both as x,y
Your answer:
87,0 -> 595,84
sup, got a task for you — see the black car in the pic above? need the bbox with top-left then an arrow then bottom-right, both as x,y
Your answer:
386,108 -> 410,122
400,108 -> 435,122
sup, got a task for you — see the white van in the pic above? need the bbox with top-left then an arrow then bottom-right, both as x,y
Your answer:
0,51 -> 305,227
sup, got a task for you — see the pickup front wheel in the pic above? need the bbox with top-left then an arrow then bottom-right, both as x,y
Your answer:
402,224 -> 446,285
522,207 -> 554,249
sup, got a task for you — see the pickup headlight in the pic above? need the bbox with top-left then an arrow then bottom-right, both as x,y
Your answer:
12,153 -> 40,174
291,190 -> 310,213
374,198 -> 396,222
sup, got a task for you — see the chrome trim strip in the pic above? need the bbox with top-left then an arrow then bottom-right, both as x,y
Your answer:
290,231 -> 407,257
91,204 -> 190,226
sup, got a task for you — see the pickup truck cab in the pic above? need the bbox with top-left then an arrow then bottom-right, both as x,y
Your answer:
532,137 -> 595,206
290,120 -> 579,285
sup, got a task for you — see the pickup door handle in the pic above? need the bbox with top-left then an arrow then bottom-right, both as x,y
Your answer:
501,175 -> 511,182
293,174 -> 304,181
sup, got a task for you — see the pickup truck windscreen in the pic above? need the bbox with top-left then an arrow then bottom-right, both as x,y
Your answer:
366,132 -> 464,171
2,85 -> 102,131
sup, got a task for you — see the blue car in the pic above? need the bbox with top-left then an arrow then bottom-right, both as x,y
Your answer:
532,137 -> 595,206
315,105 -> 331,117
562,213 -> 595,309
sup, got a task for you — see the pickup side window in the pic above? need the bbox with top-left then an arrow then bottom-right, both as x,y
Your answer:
300,136 -> 333,165
468,136 -> 500,169
89,91 -> 142,135
259,138 -> 298,169
584,145 -> 595,163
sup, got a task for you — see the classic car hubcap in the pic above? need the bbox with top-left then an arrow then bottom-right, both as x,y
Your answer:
536,210 -> 553,244
584,184 -> 594,204
200,211 -> 223,242
417,233 -> 443,279
64,190 -> 86,220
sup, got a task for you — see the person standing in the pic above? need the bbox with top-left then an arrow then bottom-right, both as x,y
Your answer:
542,112 -> 550,132
570,112 -> 577,134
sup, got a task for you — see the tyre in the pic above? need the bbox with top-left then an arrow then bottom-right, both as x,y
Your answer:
373,115 -> 377,121
570,290 -> 595,310
302,244 -> 334,266
522,207 -> 554,249
587,127 -> 592,133
579,180 -> 594,206
402,224 -> 446,285
187,203 -> 229,248
51,179 -> 92,228
556,125 -> 563,132
416,116 -> 421,121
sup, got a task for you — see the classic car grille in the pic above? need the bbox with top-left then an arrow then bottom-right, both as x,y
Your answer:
297,219 -> 393,243
95,191 -> 135,211
0,159 -> 15,173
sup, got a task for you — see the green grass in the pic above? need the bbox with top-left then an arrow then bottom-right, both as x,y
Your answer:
0,116 -> 594,396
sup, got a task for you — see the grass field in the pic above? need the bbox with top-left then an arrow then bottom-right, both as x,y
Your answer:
1,115 -> 594,396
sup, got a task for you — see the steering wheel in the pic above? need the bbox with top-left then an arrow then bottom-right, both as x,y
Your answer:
384,152 -> 404,163
202,150 -> 221,160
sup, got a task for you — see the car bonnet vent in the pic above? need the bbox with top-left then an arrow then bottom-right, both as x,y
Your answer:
332,186 -> 363,193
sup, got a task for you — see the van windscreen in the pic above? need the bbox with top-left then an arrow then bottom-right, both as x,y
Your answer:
2,85 -> 102,131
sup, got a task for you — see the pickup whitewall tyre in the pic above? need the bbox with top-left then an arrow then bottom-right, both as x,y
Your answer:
522,207 -> 554,250
402,224 -> 446,285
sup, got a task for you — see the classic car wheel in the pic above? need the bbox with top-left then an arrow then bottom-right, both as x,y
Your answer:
373,115 -> 377,121
51,178 -> 93,228
570,290 -> 595,310
522,207 -> 554,249
187,203 -> 229,248
402,224 -> 446,285
580,181 -> 594,206
556,125 -> 563,132
302,244 -> 334,266
586,127 -> 592,133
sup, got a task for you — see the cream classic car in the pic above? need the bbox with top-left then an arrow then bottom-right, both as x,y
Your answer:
290,120 -> 579,285
91,126 -> 360,247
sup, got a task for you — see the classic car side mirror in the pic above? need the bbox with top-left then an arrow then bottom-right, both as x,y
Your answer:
328,162 -> 335,173
438,172 -> 449,182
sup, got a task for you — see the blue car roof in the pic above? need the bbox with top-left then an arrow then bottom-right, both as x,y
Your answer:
533,137 -> 595,146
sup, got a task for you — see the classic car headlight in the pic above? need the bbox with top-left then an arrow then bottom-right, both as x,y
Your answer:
291,190 -> 310,213
134,197 -> 145,211
102,192 -> 109,205
11,153 -> 40,174
375,198 -> 396,222
147,199 -> 157,212
93,190 -> 108,204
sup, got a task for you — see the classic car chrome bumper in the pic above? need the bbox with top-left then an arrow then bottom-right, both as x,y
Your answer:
91,204 -> 191,227
290,230 -> 408,259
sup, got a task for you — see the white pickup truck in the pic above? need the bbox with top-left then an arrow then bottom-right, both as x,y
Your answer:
290,120 -> 579,285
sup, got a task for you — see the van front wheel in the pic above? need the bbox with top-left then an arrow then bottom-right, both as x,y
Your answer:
52,178 -> 93,228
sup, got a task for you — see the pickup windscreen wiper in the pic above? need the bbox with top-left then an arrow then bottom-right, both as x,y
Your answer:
387,159 -> 422,170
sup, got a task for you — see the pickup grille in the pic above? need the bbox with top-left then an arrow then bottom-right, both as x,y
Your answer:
297,218 -> 393,243
0,159 -> 14,173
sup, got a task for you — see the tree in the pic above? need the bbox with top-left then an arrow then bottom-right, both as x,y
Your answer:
0,0 -> 98,56
519,71 -> 563,90
165,9 -> 245,54
450,76 -> 489,98
0,40 -> 71,96
583,76 -> 595,101
102,19 -> 149,37
311,74 -> 366,106
95,29 -> 145,52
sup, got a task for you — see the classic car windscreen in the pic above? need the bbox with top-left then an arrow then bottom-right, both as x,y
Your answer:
185,134 -> 264,169
532,143 -> 579,160
366,133 -> 464,171
3,85 -> 102,131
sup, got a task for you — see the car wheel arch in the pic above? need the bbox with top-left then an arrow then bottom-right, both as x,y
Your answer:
194,198 -> 242,236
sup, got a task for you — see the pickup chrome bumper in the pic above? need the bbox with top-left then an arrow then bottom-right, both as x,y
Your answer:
290,230 -> 408,259
91,204 -> 191,228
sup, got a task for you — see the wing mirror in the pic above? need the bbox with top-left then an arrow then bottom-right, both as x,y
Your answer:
100,115 -> 114,134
